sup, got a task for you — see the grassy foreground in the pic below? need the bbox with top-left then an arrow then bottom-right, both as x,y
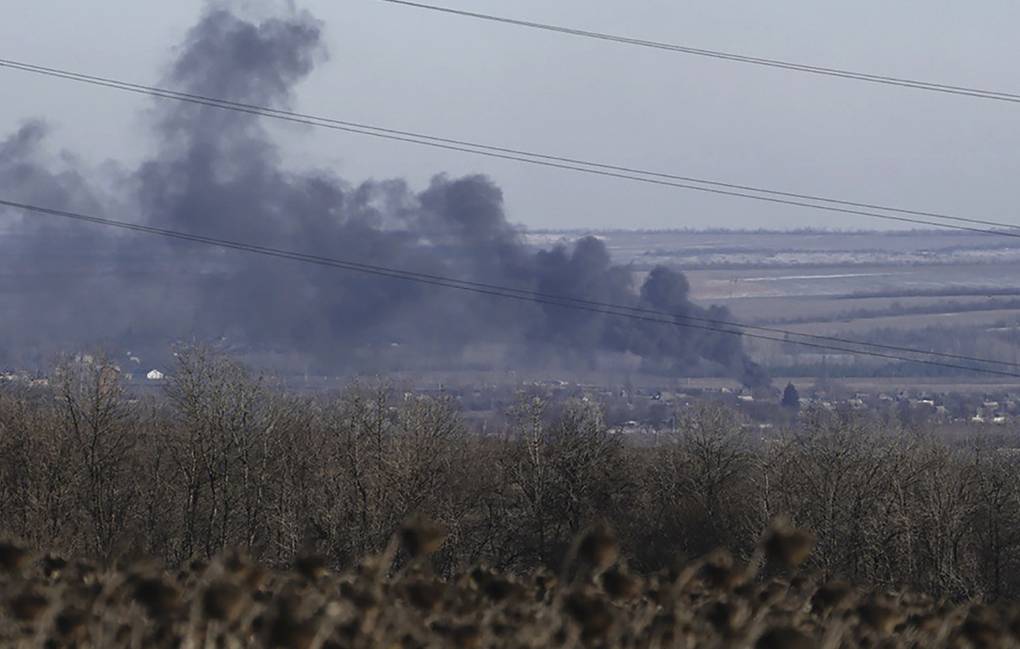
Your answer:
0,520 -> 1015,649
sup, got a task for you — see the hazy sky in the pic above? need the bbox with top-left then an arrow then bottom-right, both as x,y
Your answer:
3,0 -> 1020,230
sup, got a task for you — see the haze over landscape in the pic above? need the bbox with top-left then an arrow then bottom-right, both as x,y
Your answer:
5,3 -> 1020,648
4,1 -> 1020,385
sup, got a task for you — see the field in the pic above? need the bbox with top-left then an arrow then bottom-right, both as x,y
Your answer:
6,228 -> 1020,390
528,229 -> 1020,386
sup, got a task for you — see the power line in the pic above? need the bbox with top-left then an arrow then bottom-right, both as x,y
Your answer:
2,197 -> 1019,379
2,58 -> 1020,236
381,0 -> 1020,105
4,63 -> 1019,375
6,182 -> 1011,369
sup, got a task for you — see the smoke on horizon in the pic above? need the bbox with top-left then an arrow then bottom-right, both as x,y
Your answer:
0,4 -> 768,387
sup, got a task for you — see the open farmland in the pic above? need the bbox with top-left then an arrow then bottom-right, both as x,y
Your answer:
528,229 -> 1020,383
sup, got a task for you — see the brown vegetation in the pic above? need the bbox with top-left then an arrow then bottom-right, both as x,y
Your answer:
3,520 -> 1020,647
3,347 -> 1020,610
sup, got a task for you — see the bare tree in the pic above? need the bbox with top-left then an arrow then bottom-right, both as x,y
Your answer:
164,345 -> 284,559
56,353 -> 135,562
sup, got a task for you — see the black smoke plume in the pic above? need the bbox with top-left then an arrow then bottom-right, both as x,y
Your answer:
0,4 -> 767,387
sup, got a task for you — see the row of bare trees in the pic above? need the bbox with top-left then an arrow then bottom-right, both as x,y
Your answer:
3,348 -> 1020,600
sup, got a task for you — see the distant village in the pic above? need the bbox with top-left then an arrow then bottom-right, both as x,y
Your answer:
480,379 -> 1020,432
3,355 -> 1020,432
1,352 -> 167,388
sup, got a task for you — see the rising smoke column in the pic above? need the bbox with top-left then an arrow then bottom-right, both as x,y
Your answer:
0,3 -> 767,386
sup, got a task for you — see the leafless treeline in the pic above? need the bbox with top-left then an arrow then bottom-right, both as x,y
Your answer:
2,348 -> 1019,601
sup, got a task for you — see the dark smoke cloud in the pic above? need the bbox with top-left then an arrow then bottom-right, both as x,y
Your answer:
0,4 -> 767,386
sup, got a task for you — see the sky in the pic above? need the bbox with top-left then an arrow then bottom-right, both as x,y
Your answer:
2,0 -> 1020,231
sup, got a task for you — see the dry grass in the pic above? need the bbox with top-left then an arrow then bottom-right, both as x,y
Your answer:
1,521 -> 1017,649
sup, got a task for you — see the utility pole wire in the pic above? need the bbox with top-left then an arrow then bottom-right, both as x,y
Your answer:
2,58 -> 1019,235
3,197 -> 1019,378
381,0 -> 1020,104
